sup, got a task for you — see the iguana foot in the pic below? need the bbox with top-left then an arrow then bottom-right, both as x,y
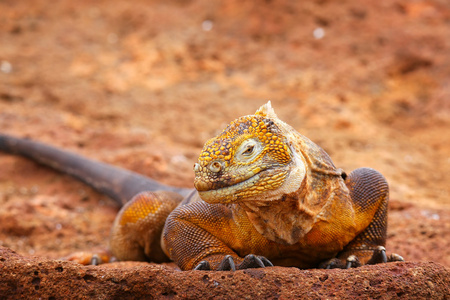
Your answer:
63,250 -> 115,265
366,246 -> 404,264
193,254 -> 273,271
321,255 -> 361,269
320,246 -> 404,269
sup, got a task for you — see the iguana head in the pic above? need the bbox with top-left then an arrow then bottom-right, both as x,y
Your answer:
194,101 -> 307,204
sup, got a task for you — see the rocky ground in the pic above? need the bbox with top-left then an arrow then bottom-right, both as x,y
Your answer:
0,0 -> 449,298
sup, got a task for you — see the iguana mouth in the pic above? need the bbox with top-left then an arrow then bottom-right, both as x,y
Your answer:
195,166 -> 290,204
196,172 -> 263,204
194,165 -> 262,191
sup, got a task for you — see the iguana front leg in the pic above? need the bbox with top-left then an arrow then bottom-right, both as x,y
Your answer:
66,190 -> 184,265
162,200 -> 273,271
320,168 -> 404,269
109,191 -> 184,262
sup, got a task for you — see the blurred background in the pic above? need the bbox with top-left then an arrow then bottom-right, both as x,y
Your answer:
0,0 -> 449,266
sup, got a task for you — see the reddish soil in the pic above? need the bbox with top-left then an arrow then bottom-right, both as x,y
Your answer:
0,0 -> 449,298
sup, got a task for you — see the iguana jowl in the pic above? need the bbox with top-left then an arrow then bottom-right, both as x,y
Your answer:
0,102 -> 403,270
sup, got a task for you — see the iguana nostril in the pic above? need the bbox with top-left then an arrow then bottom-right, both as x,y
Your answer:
209,161 -> 222,173
193,163 -> 200,172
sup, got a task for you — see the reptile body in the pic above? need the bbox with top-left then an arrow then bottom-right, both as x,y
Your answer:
0,102 -> 402,270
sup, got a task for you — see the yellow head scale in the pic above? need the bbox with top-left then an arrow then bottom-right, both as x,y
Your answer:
194,102 -> 297,204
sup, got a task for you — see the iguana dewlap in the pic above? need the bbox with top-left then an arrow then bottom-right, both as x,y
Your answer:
0,102 -> 403,271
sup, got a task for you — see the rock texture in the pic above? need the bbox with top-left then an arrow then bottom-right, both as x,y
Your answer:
0,247 -> 448,299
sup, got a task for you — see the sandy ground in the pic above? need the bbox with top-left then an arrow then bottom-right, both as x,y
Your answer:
0,0 -> 449,271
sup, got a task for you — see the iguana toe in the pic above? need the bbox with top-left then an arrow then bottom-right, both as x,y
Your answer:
388,253 -> 404,262
322,258 -> 345,269
322,256 -> 362,269
239,254 -> 273,269
366,246 -> 388,265
217,255 -> 237,271
193,261 -> 211,271
90,254 -> 102,266
63,250 -> 113,266
322,246 -> 404,269
345,255 -> 361,269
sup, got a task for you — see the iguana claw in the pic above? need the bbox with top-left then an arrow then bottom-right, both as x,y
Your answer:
193,254 -> 273,271
193,261 -> 211,270
367,246 -> 388,265
323,255 -> 362,269
239,254 -> 273,269
63,250 -> 113,266
217,255 -> 237,271
323,258 -> 344,269
90,254 -> 102,266
345,255 -> 361,269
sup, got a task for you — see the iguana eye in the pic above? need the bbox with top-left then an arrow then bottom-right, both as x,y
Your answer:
236,139 -> 262,162
242,145 -> 254,156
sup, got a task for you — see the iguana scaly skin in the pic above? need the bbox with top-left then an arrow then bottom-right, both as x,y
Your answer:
0,102 -> 403,270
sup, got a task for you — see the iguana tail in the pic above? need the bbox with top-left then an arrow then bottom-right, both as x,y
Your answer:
0,134 -> 192,206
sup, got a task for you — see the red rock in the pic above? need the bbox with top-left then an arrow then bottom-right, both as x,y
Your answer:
0,247 -> 448,299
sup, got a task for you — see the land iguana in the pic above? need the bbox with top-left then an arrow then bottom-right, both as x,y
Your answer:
0,102 -> 403,270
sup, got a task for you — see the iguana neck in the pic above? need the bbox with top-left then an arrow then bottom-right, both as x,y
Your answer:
239,178 -> 316,245
238,138 -> 348,247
